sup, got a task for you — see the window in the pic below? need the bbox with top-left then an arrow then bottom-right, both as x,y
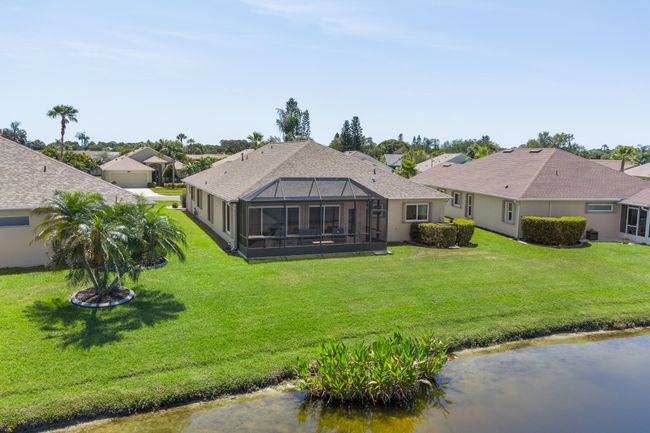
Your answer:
465,194 -> 473,218
287,207 -> 300,235
309,205 -> 340,233
197,190 -> 203,209
0,216 -> 29,227
261,207 -> 283,236
503,201 -> 515,224
452,191 -> 462,207
225,204 -> 232,234
249,208 -> 262,236
207,195 -> 213,223
190,186 -> 195,201
405,203 -> 429,222
587,203 -> 614,213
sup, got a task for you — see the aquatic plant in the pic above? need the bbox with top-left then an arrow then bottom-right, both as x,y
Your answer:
297,328 -> 448,405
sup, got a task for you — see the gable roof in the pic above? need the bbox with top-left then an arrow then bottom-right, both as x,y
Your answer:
212,149 -> 255,168
624,162 -> 650,178
411,148 -> 650,201
416,153 -> 469,172
383,154 -> 402,167
590,159 -> 636,171
183,140 -> 448,202
100,155 -> 154,171
0,137 -> 137,210
621,188 -> 650,206
344,151 -> 392,171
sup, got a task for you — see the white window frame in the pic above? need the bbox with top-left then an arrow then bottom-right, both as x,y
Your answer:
465,194 -> 474,218
248,205 -> 300,237
503,201 -> 515,224
586,203 -> 614,213
309,204 -> 341,234
225,203 -> 232,234
405,203 -> 430,223
452,191 -> 462,208
0,215 -> 31,228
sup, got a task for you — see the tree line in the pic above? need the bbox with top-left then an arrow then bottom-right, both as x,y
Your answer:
3,99 -> 648,178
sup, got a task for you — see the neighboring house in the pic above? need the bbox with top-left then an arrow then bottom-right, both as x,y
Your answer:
187,153 -> 226,160
183,140 -> 448,260
383,154 -> 402,170
71,150 -> 120,175
625,163 -> 650,180
590,159 -> 637,171
344,151 -> 392,172
100,147 -> 184,187
211,149 -> 255,168
0,137 -> 136,269
416,153 -> 470,173
412,148 -> 650,243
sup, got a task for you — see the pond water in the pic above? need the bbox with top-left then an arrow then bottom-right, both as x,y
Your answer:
57,329 -> 650,433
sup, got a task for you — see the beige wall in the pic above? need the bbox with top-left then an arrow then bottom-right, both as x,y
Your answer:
101,171 -> 152,188
387,199 -> 447,242
0,210 -> 50,269
520,200 -> 622,241
186,186 -> 238,248
442,190 -> 519,237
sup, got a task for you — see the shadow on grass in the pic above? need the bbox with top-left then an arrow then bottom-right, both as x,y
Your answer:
24,289 -> 185,349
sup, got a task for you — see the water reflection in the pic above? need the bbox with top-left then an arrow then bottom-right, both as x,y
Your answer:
296,386 -> 451,433
55,329 -> 650,433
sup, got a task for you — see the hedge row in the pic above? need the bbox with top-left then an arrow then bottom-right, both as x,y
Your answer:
521,216 -> 587,246
410,219 -> 475,248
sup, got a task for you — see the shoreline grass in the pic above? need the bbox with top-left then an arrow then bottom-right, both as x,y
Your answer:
2,205 -> 650,432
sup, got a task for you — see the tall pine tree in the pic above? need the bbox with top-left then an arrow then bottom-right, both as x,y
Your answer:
350,116 -> 364,151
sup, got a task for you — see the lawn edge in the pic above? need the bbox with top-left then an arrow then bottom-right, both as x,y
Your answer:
8,318 -> 650,433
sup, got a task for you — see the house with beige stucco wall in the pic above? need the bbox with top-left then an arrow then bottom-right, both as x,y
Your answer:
412,148 -> 650,244
0,137 -> 137,269
183,140 -> 449,260
100,147 -> 184,188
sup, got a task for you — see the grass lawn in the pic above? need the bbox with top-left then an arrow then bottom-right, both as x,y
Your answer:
151,187 -> 183,196
2,205 -> 650,431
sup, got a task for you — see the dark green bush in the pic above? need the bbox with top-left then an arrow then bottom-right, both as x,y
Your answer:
411,223 -> 457,248
180,190 -> 187,208
163,182 -> 185,188
146,182 -> 156,188
172,202 -> 179,209
521,216 -> 587,246
297,328 -> 448,405
453,219 -> 475,246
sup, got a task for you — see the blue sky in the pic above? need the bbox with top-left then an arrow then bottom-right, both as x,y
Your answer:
1,0 -> 648,148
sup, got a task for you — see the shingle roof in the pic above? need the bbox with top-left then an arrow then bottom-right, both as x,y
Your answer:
383,154 -> 402,167
0,137 -> 137,210
183,140 -> 448,202
621,188 -> 650,206
590,159 -> 636,171
416,153 -> 469,172
344,151 -> 392,171
211,149 -> 255,168
625,162 -> 650,178
143,155 -> 167,164
411,148 -> 650,200
100,156 -> 155,171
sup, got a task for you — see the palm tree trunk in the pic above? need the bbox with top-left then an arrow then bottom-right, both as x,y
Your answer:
59,119 -> 65,161
621,159 -> 625,172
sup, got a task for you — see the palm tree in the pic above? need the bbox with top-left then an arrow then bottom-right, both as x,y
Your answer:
159,140 -> 186,188
176,133 -> 187,145
247,131 -> 265,148
76,131 -> 90,149
33,192 -> 138,299
10,121 -> 21,141
396,159 -> 418,178
47,105 -> 79,160
121,202 -> 186,267
612,146 -> 638,172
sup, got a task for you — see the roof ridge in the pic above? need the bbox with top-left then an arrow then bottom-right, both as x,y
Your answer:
0,137 -> 137,200
519,148 -> 560,198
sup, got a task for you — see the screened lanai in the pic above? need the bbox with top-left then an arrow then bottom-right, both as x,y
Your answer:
237,177 -> 388,258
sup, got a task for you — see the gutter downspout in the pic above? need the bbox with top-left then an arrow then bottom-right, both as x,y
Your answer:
515,200 -> 522,239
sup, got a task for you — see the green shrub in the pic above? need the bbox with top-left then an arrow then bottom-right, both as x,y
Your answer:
163,182 -> 185,188
297,328 -> 447,405
453,219 -> 475,246
521,216 -> 587,246
180,190 -> 187,208
172,202 -> 179,209
411,223 -> 457,248
147,182 -> 156,188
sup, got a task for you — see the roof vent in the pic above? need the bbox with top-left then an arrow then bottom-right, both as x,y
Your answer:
443,163 -> 452,167
241,153 -> 244,161
372,177 -> 376,182
373,168 -> 376,175
529,149 -> 543,153
503,149 -> 514,153
505,184 -> 509,189
43,165 -> 47,172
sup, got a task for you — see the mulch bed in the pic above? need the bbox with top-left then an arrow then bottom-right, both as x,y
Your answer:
70,287 -> 134,308
136,257 -> 169,270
